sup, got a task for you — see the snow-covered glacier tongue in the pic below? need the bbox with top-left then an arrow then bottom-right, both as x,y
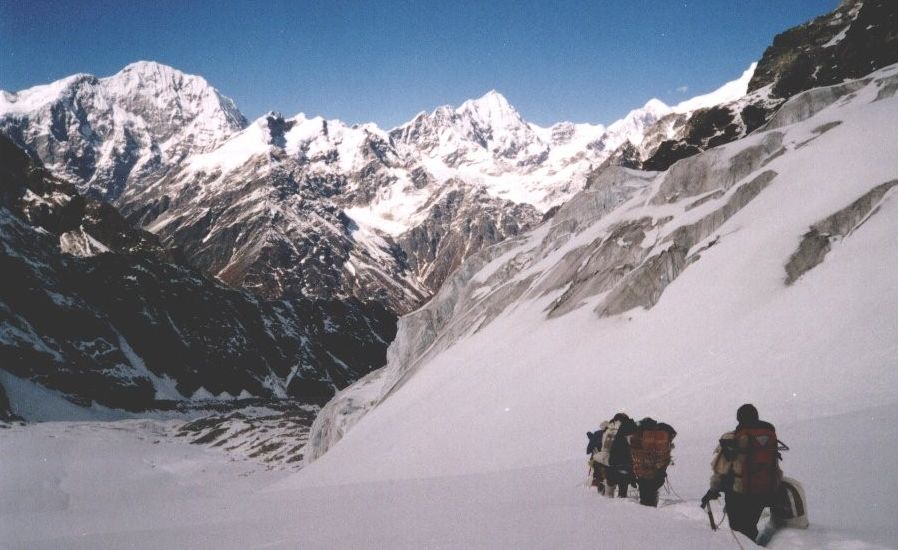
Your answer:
304,63 -> 898,485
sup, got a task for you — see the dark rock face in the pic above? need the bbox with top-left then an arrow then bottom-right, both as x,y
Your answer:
643,0 -> 898,171
0,381 -> 21,422
0,136 -> 395,411
642,141 -> 704,173
597,141 -> 641,171
397,183 -> 541,292
121,154 -> 428,313
750,0 -> 898,97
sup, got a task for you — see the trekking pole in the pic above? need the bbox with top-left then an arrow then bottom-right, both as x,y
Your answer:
701,501 -> 718,531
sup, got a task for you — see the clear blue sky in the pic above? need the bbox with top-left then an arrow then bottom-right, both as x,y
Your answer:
1,0 -> 837,129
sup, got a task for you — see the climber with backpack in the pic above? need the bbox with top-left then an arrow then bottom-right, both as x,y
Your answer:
701,404 -> 782,542
592,412 -> 637,498
629,417 -> 676,507
586,422 -> 609,493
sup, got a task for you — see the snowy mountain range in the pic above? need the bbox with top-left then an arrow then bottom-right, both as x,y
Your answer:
302,0 -> 898,467
3,1 -> 898,548
0,58 -> 755,313
2,0 -> 894,417
0,52 -> 757,413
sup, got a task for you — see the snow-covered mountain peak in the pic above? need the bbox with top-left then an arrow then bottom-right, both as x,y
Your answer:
100,60 -> 247,133
673,62 -> 757,113
597,98 -> 673,151
0,61 -> 248,199
642,97 -> 671,115
0,73 -> 97,114
456,89 -> 523,128
108,60 -> 190,83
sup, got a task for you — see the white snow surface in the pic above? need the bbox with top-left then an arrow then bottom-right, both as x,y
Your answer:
673,62 -> 757,113
299,65 -> 898,546
1,408 -> 894,548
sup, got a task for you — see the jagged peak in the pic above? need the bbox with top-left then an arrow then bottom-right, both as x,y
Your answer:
0,73 -> 98,114
457,89 -> 517,118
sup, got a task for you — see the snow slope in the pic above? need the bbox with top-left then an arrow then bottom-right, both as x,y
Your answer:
295,64 -> 898,547
1,405 -> 895,549
673,63 -> 757,113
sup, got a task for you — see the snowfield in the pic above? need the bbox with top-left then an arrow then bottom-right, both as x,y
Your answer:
1,407 -> 896,549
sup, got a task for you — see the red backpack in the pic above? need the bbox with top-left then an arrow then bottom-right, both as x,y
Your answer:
630,429 -> 672,480
732,426 -> 781,496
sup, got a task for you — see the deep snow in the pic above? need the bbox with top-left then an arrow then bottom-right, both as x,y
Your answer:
1,407 -> 895,549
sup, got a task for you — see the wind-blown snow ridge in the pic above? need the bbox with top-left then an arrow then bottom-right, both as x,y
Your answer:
674,62 -> 757,113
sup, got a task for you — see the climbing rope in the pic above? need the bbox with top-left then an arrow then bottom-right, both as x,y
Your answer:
663,477 -> 687,503
727,516 -> 747,550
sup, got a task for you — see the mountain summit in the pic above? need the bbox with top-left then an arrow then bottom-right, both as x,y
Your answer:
0,61 -> 247,200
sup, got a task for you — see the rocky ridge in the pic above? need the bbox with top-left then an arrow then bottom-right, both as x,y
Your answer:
0,135 -> 395,412
632,0 -> 898,172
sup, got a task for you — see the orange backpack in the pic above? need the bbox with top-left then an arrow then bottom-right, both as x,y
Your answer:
732,426 -> 781,496
630,429 -> 672,480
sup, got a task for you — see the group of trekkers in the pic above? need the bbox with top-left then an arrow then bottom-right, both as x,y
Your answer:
587,404 -> 797,545
587,413 -> 677,507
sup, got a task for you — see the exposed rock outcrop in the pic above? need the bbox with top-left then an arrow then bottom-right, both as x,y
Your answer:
639,0 -> 898,172
786,179 -> 898,284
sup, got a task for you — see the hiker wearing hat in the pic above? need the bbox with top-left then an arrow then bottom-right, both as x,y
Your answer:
702,404 -> 783,541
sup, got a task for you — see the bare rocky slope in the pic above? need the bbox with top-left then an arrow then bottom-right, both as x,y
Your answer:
0,135 -> 394,413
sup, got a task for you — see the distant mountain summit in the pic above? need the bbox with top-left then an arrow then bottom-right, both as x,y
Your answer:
0,61 -> 246,200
